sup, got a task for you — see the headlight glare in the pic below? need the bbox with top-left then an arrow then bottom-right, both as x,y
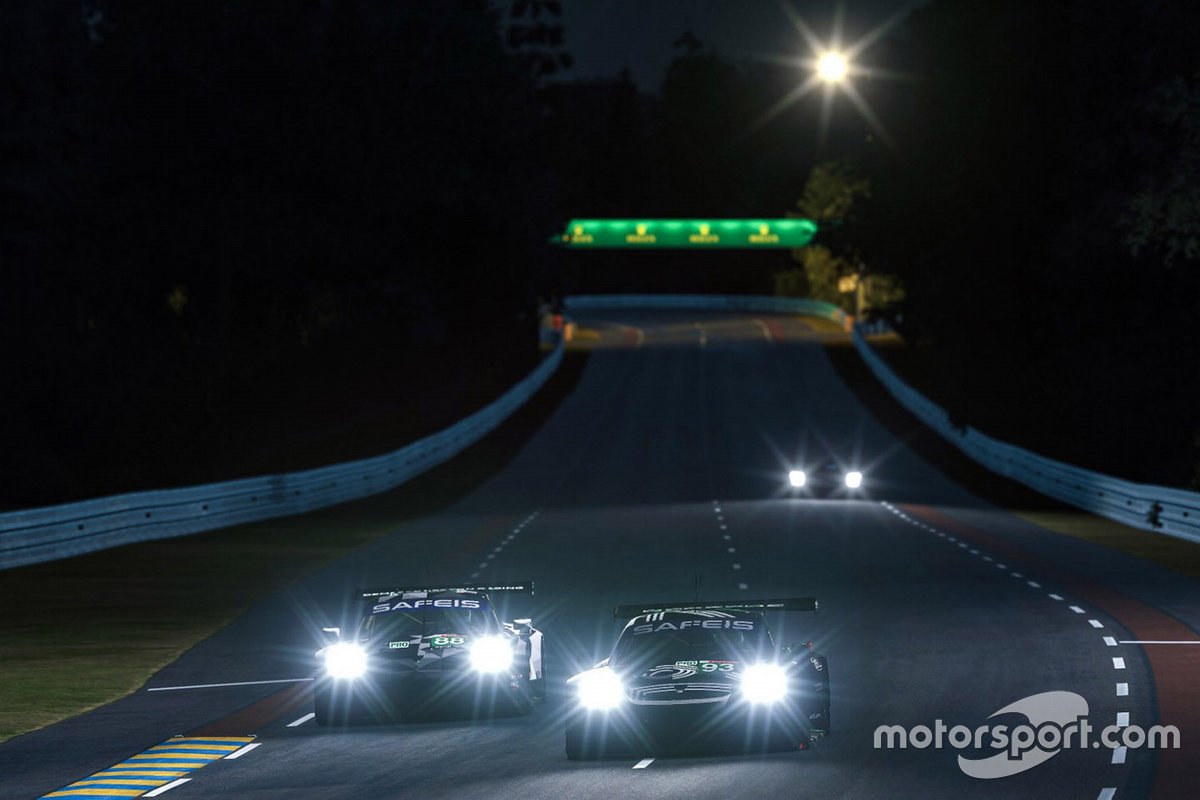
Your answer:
844,470 -> 864,489
576,667 -> 625,710
324,642 -> 367,680
742,663 -> 788,705
788,470 -> 806,488
469,636 -> 514,674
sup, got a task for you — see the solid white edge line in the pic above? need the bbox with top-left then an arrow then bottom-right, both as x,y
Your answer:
1118,640 -> 1200,644
148,677 -> 312,692
1116,683 -> 1129,696
224,742 -> 262,760
1112,746 -> 1128,765
633,758 -> 655,769
144,778 -> 191,797
1097,788 -> 1116,800
1113,657 -> 1126,669
287,712 -> 316,727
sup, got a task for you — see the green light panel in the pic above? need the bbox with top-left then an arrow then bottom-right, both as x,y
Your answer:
555,219 -> 817,249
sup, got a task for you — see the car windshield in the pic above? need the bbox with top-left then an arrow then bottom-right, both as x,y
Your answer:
361,606 -> 495,643
612,622 -> 771,667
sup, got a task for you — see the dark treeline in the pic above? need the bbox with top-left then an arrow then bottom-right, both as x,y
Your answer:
2,0 -> 1198,507
859,0 -> 1200,487
2,0 -> 560,507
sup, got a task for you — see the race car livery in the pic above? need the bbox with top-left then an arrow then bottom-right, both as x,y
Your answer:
565,596 -> 829,759
314,582 -> 543,724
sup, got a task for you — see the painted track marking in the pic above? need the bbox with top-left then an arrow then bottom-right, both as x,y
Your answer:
145,779 -> 192,797
224,743 -> 262,760
633,758 -> 655,769
287,713 -> 315,728
148,677 -> 312,692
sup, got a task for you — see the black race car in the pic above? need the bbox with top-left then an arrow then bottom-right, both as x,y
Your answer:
314,582 -> 544,724
787,459 -> 865,496
564,597 -> 829,760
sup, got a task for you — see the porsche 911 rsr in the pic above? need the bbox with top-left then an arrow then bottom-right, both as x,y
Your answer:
314,582 -> 543,724
564,597 -> 829,759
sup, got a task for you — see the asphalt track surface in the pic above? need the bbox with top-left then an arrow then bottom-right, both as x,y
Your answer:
4,311 -> 1199,800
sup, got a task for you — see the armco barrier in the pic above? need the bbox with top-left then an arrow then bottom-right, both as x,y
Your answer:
0,342 -> 564,570
565,294 -> 849,327
852,325 -> 1200,544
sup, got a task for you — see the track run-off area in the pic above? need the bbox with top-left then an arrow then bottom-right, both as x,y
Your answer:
3,311 -> 1199,800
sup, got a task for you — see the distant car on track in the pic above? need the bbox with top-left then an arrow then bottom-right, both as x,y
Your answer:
787,459 -> 865,497
564,597 -> 829,760
314,582 -> 543,724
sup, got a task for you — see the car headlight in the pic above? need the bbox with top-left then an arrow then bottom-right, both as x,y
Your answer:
575,667 -> 625,710
741,663 -> 788,705
844,470 -> 864,489
324,642 -> 367,680
469,636 -> 514,674
788,469 -> 807,488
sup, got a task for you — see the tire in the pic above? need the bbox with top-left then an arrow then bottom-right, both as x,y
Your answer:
565,722 -> 591,761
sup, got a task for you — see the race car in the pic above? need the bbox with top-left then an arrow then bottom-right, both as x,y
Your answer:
564,597 -> 829,759
787,459 -> 865,496
313,582 -> 543,725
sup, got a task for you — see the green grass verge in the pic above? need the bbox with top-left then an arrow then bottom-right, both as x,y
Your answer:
0,351 -> 589,743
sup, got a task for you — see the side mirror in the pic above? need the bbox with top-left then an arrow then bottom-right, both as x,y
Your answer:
321,626 -> 341,645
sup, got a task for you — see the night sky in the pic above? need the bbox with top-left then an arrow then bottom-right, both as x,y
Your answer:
560,0 -> 923,90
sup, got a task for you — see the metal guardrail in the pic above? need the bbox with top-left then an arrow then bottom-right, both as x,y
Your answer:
565,294 -> 849,327
0,343 -> 565,570
853,325 -> 1200,544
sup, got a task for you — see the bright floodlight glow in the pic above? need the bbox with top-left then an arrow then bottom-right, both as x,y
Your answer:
845,470 -> 864,489
742,663 -> 789,705
470,636 -> 514,674
817,51 -> 848,83
788,469 -> 807,488
576,667 -> 625,711
324,643 -> 367,680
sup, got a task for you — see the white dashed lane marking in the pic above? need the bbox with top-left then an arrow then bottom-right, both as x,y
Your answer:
1116,683 -> 1129,696
1116,712 -> 1130,727
224,743 -> 262,760
145,779 -> 192,797
1089,620 -> 1104,628
1069,605 -> 1086,614
1111,746 -> 1128,765
287,713 -> 315,728
1113,657 -> 1126,669
1103,637 -> 1118,646
633,758 -> 655,769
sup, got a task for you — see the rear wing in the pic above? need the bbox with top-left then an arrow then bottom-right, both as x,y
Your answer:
613,596 -> 818,619
361,581 -> 534,601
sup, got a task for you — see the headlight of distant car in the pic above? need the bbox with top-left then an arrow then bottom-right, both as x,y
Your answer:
741,663 -> 789,705
788,469 -> 807,488
575,667 -> 625,711
844,470 -> 864,489
324,642 -> 368,680
469,636 -> 514,674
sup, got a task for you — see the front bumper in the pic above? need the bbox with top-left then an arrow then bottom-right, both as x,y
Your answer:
316,666 -> 527,720
567,697 -> 812,756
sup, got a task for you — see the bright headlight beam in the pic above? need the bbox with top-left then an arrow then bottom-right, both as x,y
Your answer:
324,642 -> 367,680
817,51 -> 848,83
742,663 -> 789,705
845,470 -> 864,489
788,469 -> 807,488
469,636 -> 514,674
575,667 -> 625,711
